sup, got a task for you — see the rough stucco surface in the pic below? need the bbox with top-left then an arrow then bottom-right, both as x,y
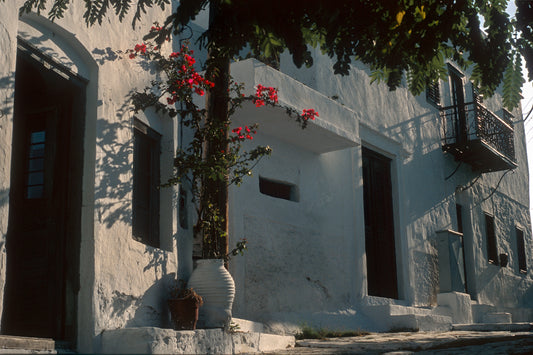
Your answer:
0,3 -> 178,353
226,47 -> 533,330
0,2 -> 19,324
0,2 -> 532,351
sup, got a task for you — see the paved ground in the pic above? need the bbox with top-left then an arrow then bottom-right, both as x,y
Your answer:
267,330 -> 533,354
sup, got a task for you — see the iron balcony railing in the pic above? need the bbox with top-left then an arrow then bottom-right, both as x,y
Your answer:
440,101 -> 516,163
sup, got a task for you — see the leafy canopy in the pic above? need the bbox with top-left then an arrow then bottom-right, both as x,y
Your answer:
12,0 -> 533,109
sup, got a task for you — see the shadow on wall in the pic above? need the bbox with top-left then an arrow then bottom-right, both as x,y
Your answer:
100,275 -> 173,329
91,47 -> 119,66
0,73 -> 15,121
143,246 -> 170,280
107,273 -> 174,329
92,46 -> 162,75
99,249 -> 175,330
94,93 -> 135,229
0,189 -> 8,209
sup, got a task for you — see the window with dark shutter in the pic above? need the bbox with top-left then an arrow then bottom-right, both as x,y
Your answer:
484,213 -> 498,265
516,227 -> 527,274
133,119 -> 161,248
426,80 -> 440,107
456,204 -> 464,234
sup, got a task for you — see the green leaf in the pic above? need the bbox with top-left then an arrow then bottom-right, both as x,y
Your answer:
503,52 -> 525,110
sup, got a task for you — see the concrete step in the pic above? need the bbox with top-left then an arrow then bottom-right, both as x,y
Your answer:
231,318 -> 264,333
436,292 -> 472,324
101,326 -> 295,354
363,304 -> 433,318
0,335 -> 56,354
482,312 -> 512,323
472,303 -> 497,323
362,304 -> 452,332
453,323 -> 533,332
389,314 -> 452,332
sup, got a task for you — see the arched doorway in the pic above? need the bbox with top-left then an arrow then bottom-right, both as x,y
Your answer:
2,39 -> 86,344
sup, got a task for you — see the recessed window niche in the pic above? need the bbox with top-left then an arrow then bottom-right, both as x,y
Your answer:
259,176 -> 298,202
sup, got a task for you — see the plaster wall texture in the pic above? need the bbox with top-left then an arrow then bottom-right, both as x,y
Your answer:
0,2 -> 531,350
0,3 -> 178,352
0,1 -> 21,324
223,47 -> 533,329
312,49 -> 532,306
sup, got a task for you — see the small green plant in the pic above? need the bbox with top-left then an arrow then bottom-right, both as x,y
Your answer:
169,279 -> 203,305
295,325 -> 370,340
228,321 -> 241,333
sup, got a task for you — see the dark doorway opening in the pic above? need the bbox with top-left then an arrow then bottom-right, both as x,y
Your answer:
362,147 -> 399,299
2,40 -> 85,346
450,69 -> 467,143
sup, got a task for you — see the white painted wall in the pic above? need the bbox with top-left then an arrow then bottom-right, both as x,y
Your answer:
0,3 -> 179,352
225,47 -> 533,330
0,1 -> 531,347
0,1 -> 20,324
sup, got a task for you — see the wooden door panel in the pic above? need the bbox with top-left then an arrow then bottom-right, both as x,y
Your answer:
362,147 -> 398,299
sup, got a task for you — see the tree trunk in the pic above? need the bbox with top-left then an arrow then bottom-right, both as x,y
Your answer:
202,0 -> 230,259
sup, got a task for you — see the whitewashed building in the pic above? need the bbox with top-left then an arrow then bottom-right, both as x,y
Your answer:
0,2 -> 532,353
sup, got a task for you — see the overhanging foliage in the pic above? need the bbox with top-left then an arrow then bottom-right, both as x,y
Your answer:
10,0 -> 533,110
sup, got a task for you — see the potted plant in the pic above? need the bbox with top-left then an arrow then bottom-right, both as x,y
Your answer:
168,279 -> 203,330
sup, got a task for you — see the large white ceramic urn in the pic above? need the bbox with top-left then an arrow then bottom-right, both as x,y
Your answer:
187,259 -> 235,328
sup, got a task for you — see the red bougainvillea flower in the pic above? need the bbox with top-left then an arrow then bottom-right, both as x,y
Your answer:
231,125 -> 257,141
254,85 -> 278,107
134,43 -> 147,54
302,109 -> 319,121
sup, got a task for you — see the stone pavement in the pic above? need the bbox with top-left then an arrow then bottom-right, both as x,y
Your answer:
267,330 -> 533,354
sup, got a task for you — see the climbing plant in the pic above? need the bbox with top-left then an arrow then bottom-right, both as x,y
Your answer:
127,34 -> 317,258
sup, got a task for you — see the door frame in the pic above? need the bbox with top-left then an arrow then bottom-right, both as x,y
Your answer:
2,38 -> 86,345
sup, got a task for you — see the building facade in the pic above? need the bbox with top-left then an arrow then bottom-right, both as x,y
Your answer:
0,2 -> 532,352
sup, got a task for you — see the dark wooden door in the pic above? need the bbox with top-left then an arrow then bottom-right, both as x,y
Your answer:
450,70 -> 467,143
3,46 -> 83,343
362,147 -> 398,299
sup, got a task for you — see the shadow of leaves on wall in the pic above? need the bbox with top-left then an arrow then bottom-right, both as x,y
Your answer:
0,73 -> 15,120
94,92 -> 135,229
91,47 -> 119,66
143,246 -> 169,277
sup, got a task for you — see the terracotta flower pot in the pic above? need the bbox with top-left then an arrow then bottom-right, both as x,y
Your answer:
168,297 -> 201,330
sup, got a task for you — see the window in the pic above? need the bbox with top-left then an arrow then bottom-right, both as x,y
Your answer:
516,227 -> 527,274
25,129 -> 46,199
426,80 -> 441,107
259,177 -> 298,202
449,67 -> 467,143
456,204 -> 463,234
484,213 -> 498,265
133,119 -> 161,248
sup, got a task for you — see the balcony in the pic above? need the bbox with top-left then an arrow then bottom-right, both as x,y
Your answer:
440,101 -> 517,173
